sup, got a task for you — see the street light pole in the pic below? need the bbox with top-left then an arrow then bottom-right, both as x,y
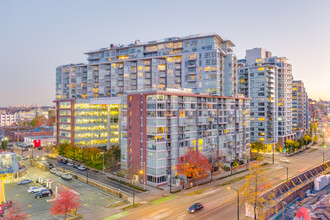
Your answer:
280,164 -> 288,182
143,162 -> 146,190
227,187 -> 239,220
102,152 -> 105,175
272,143 -> 275,165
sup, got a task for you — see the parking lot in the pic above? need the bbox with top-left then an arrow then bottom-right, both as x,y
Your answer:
4,163 -> 123,220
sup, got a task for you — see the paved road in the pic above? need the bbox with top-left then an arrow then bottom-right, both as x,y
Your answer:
120,143 -> 330,220
47,158 -> 140,196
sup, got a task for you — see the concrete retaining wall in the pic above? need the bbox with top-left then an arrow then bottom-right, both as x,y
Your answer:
55,167 -> 128,201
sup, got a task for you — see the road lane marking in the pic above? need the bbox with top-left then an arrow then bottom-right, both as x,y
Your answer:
15,194 -> 19,196
194,194 -> 236,220
27,205 -> 32,207
177,214 -> 186,219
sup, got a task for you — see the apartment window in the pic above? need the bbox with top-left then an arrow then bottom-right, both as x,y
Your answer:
129,103 -> 132,108
129,126 -> 132,130
129,141 -> 132,146
129,133 -> 132,138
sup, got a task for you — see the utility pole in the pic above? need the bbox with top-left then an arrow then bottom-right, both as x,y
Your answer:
272,143 -> 275,165
132,188 -> 135,205
102,152 -> 105,175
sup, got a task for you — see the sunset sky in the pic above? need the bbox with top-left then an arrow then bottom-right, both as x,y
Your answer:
1,0 -> 330,106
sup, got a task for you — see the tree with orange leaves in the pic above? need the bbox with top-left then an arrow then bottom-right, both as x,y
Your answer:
49,187 -> 80,220
176,148 -> 211,181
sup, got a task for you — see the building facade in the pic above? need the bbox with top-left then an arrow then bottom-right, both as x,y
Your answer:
56,33 -> 238,101
54,98 -> 120,148
0,111 -> 18,127
54,34 -> 251,186
292,80 -> 308,138
120,90 -> 250,187
238,48 -> 295,148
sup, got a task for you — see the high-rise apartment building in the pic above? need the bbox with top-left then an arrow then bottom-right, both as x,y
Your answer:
56,33 -> 238,100
120,90 -> 249,186
238,48 -> 295,149
292,80 -> 308,138
55,34 -> 250,186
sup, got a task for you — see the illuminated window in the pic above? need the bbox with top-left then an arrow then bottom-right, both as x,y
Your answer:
188,54 -> 196,59
199,67 -> 202,73
240,79 -> 245,83
129,96 -> 132,101
166,43 -> 173,48
198,139 -> 203,145
118,55 -> 129,60
81,94 -> 87,98
258,67 -> 265,71
145,46 -> 157,52
211,66 -> 217,72
179,111 -> 185,117
59,101 -> 71,109
158,44 -> 164,50
256,58 -> 263,63
173,42 -> 182,48
109,58 -> 112,61
204,67 -> 211,72
124,74 -> 130,78
111,63 -> 116,68
250,117 -> 254,121
258,118 -> 265,121
158,64 -> 166,70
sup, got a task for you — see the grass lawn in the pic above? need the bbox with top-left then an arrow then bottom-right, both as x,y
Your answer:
102,211 -> 130,220
149,195 -> 178,205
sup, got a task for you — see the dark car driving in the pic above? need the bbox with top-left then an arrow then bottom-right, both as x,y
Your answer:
35,189 -> 53,198
187,203 -> 204,214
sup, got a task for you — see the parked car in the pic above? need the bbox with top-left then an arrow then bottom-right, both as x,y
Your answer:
78,166 -> 87,171
27,186 -> 40,193
21,156 -> 28,160
187,203 -> 204,214
28,187 -> 45,193
49,163 -> 55,169
280,158 -> 290,163
55,171 -> 62,176
34,189 -> 53,198
50,168 -> 57,174
37,146 -> 43,150
66,162 -> 73,167
58,159 -> 63,163
73,164 -> 79,169
21,148 -> 29,152
17,179 -> 33,185
61,173 -> 73,180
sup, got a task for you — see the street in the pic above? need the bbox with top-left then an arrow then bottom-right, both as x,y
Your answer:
119,143 -> 330,220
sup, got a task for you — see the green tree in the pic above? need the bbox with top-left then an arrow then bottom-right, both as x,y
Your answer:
250,141 -> 264,153
1,140 -> 8,150
57,142 -> 69,156
241,163 -> 275,219
250,141 -> 265,161
105,145 -> 121,171
313,135 -> 319,143
285,140 -> 300,153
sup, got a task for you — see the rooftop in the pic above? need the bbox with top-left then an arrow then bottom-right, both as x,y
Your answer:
84,33 -> 235,54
